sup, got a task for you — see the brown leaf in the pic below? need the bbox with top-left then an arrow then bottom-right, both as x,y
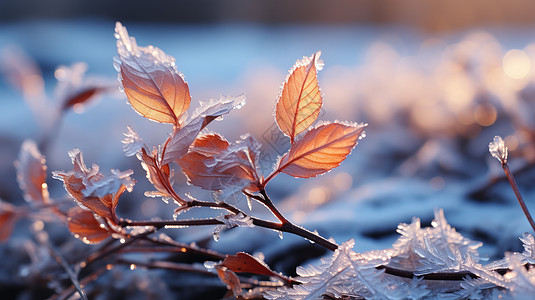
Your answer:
276,51 -> 323,143
178,134 -> 260,192
277,122 -> 366,178
222,252 -> 281,278
62,86 -> 105,111
115,22 -> 190,127
53,148 -> 133,221
67,206 -> 112,244
15,140 -> 49,204
215,266 -> 242,298
0,201 -> 18,242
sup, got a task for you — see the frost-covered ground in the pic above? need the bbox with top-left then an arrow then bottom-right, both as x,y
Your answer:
2,20 -> 535,298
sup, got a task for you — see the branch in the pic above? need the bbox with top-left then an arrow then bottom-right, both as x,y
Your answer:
47,243 -> 88,300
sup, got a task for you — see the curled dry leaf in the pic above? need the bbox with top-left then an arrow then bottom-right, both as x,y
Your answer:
53,148 -> 134,222
0,201 -> 18,242
67,206 -> 112,244
115,22 -> 190,127
15,140 -> 49,204
276,51 -> 323,143
216,266 -> 243,298
161,94 -> 246,165
178,134 -> 261,193
277,122 -> 366,178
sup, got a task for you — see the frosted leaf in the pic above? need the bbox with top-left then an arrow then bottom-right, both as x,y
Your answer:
161,94 -> 247,165
178,133 -> 262,194
15,140 -> 49,204
115,22 -> 190,126
488,136 -> 508,164
54,62 -> 113,113
122,126 -> 145,157
53,148 -> 134,220
53,148 -> 134,198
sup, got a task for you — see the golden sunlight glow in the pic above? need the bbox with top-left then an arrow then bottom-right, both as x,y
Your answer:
503,49 -> 531,79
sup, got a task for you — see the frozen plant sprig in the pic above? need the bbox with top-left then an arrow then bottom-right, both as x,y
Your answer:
489,136 -> 535,232
489,136 -> 508,165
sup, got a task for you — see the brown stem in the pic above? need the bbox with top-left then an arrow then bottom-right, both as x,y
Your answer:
259,189 -> 290,224
503,163 -> 535,232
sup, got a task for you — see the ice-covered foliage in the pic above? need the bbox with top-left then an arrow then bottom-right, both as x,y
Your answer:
265,211 -> 535,299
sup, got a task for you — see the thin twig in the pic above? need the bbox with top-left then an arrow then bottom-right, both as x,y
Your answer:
503,163 -> 535,232
50,265 -> 108,300
139,235 -> 225,261
47,244 -> 88,300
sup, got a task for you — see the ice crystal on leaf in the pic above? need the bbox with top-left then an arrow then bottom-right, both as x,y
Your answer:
213,212 -> 254,242
391,209 -> 482,276
265,240 -> 398,300
265,210 -> 533,299
121,126 -> 145,157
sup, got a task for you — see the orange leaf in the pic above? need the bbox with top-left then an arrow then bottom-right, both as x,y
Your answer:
277,122 -> 366,178
115,22 -> 190,127
222,252 -> 281,278
276,51 -> 323,143
67,207 -> 112,244
15,140 -> 49,204
178,134 -> 260,192
53,148 -> 134,221
0,201 -> 18,242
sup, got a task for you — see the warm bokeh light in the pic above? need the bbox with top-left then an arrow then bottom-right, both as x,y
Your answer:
473,103 -> 497,127
503,49 -> 531,80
